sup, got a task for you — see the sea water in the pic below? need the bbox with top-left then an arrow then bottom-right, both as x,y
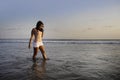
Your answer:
0,39 -> 120,80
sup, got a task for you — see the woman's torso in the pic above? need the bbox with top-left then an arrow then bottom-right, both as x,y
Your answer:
33,28 -> 42,42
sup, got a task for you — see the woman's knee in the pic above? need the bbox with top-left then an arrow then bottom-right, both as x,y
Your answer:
41,49 -> 45,53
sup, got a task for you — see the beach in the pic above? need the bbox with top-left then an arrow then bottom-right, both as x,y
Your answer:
0,39 -> 120,80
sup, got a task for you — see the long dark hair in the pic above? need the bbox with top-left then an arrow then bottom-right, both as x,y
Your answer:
36,21 -> 44,32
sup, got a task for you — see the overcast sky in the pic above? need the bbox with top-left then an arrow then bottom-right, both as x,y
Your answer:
0,0 -> 120,39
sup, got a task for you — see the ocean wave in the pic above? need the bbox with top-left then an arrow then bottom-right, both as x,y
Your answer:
44,40 -> 120,44
0,39 -> 120,44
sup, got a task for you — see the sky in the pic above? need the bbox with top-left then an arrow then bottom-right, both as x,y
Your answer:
0,0 -> 120,39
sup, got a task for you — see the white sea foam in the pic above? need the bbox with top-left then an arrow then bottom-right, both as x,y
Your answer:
0,39 -> 120,44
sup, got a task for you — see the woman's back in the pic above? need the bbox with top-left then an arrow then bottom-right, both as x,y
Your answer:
32,28 -> 42,42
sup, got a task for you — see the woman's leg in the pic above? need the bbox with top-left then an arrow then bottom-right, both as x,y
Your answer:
33,47 -> 39,60
39,46 -> 47,60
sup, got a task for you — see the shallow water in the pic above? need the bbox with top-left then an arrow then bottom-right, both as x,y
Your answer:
0,40 -> 120,80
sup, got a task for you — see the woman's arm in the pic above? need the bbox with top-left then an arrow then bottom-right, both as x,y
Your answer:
28,29 -> 34,49
42,31 -> 44,37
40,28 -> 44,38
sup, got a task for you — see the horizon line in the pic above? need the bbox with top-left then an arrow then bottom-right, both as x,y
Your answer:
0,38 -> 120,40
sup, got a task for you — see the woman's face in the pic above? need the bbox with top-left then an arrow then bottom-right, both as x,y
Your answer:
39,24 -> 44,29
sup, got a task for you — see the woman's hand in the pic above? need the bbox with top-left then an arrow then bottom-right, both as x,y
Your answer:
28,44 -> 31,49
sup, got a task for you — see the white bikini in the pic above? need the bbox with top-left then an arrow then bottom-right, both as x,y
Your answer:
33,41 -> 43,47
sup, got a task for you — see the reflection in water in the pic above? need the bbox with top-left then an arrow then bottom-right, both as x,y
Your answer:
31,60 -> 46,80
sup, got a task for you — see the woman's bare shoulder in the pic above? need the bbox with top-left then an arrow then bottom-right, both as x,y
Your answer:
32,28 -> 36,31
31,28 -> 36,33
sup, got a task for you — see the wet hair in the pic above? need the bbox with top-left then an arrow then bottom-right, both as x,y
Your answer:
36,21 -> 44,32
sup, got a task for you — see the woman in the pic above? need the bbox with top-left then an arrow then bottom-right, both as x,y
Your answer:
28,21 -> 48,60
